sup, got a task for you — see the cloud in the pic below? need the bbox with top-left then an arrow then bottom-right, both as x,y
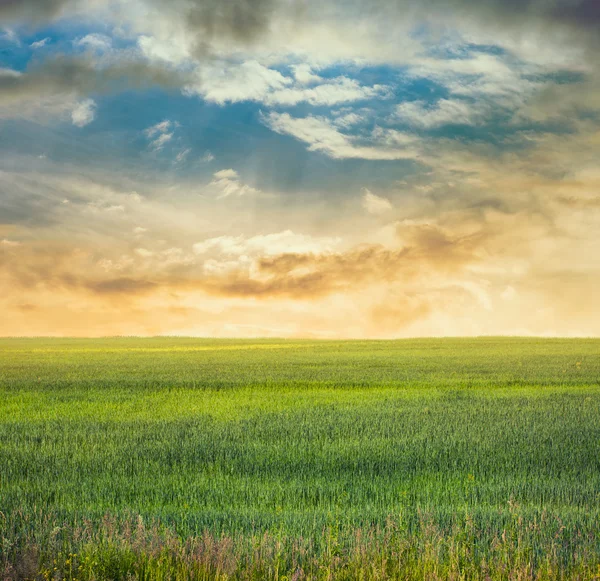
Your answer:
130,0 -> 600,69
552,0 -> 600,30
263,112 -> 420,160
197,222 -> 486,299
395,99 -> 489,128
185,59 -> 389,107
1,238 -> 21,247
150,132 -> 173,150
556,195 -> 600,209
291,64 -> 322,85
0,0 -> 73,23
193,230 -> 341,257
74,33 -> 112,52
264,76 -> 390,107
402,0 -> 600,36
333,111 -> 364,128
115,0 -> 600,82
30,37 -> 50,49
2,0 -> 594,131
401,54 -> 543,121
0,67 -> 22,80
6,1 -> 600,70
86,201 -> 125,214
134,248 -> 153,258
0,221 -> 482,303
359,1 -> 600,59
209,169 -> 260,198
137,34 -> 191,65
1,28 -> 20,44
0,55 -> 192,110
140,0 -> 294,55
144,119 -> 172,138
2,179 -> 600,337
144,120 -> 174,149
187,60 -> 291,104
71,98 -> 96,126
362,188 -> 392,214
86,277 -> 158,295
2,0 -> 600,338
175,148 -> 191,163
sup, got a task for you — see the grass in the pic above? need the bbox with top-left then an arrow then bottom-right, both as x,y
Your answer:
1,337 -> 599,579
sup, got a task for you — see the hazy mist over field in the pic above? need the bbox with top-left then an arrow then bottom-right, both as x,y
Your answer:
1,0 -> 599,337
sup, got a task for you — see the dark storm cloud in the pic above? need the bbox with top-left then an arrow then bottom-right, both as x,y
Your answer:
0,0 -> 73,22
155,0 -> 600,53
0,55 -> 192,105
141,0 -> 307,58
371,0 -> 600,29
0,0 -> 295,47
183,0 -> 282,43
543,0 -> 600,28
2,0 -> 598,47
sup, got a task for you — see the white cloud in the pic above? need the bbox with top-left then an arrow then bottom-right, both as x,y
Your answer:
333,112 -> 364,128
137,34 -> 190,65
395,99 -> 488,128
150,133 -> 173,150
0,67 -> 22,79
265,76 -> 390,107
362,188 -> 392,214
30,37 -> 50,49
213,169 -> 237,179
291,64 -> 323,85
175,148 -> 191,163
263,112 -> 420,160
188,61 -> 291,105
71,99 -> 96,127
1,29 -> 19,45
209,169 -> 259,198
193,230 -> 341,257
200,151 -> 215,163
372,127 -> 419,147
145,120 -> 172,138
74,33 -> 112,51
186,60 -> 388,107
144,120 -> 174,150
1,239 -> 21,247
408,53 -> 539,110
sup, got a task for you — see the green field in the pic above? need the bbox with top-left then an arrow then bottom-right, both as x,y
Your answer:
1,337 -> 600,580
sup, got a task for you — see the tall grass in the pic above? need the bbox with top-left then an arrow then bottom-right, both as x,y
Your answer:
3,511 -> 599,580
1,338 -> 599,579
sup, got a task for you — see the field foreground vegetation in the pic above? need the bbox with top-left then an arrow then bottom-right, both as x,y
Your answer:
1,337 -> 599,580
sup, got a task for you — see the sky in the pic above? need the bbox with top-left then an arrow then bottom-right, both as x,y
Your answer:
0,0 -> 599,338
